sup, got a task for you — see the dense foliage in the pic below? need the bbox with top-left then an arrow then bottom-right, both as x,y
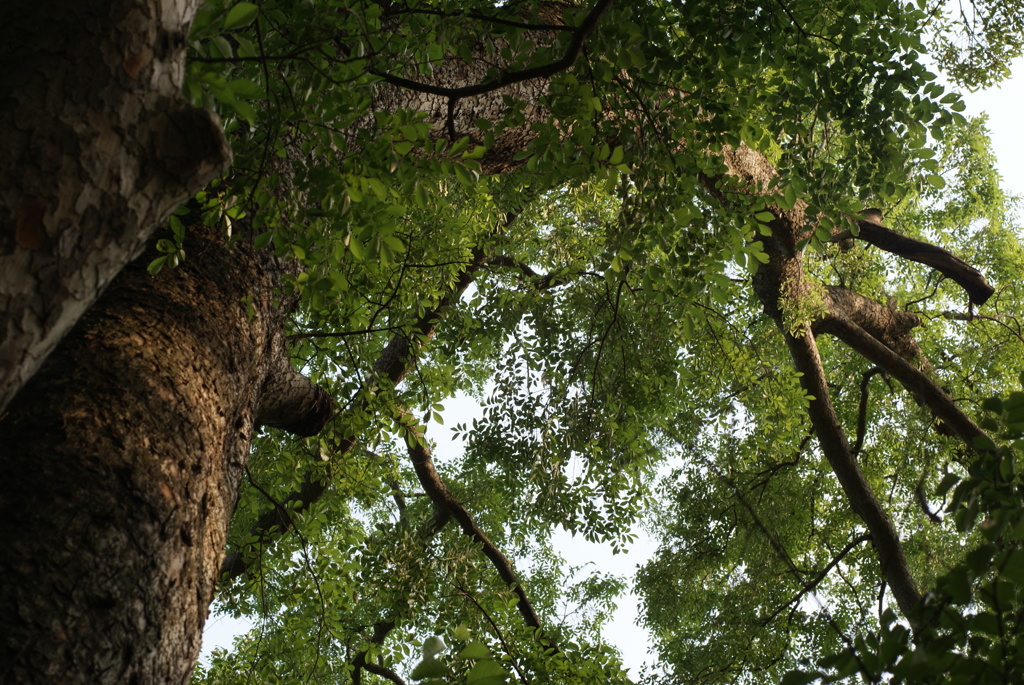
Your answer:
175,1 -> 1024,683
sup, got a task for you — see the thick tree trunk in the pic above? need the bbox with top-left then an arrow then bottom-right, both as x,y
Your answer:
0,0 -> 231,413
0,228 -> 322,684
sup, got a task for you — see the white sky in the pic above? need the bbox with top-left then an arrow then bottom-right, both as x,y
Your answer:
960,56 -> 1024,196
199,55 -> 1024,680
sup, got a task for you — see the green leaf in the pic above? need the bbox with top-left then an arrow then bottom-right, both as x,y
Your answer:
982,397 -> 1003,414
422,635 -> 446,658
780,670 -> 818,685
1002,549 -> 1024,586
410,656 -> 449,680
936,472 -> 960,496
223,2 -> 258,30
973,435 -> 997,451
457,642 -> 490,660
229,79 -> 262,99
454,164 -> 477,186
466,659 -> 509,683
254,231 -> 274,250
348,236 -> 366,260
147,256 -> 167,275
1005,391 -> 1024,411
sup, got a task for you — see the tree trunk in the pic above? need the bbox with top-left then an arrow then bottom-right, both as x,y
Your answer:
0,0 -> 231,413
0,227 -> 325,684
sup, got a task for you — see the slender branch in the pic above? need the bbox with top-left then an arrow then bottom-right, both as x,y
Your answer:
288,325 -> 401,339
455,588 -> 531,685
488,254 -> 600,290
942,309 -> 1024,346
853,367 -> 884,456
715,467 -> 811,577
715,464 -> 872,677
398,410 -> 553,648
369,0 -> 613,100
387,478 -> 408,518
915,476 -> 943,524
385,7 -> 575,33
351,507 -> 451,685
760,534 -> 871,625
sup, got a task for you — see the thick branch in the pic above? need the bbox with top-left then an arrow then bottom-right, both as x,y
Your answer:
854,216 -> 994,305
352,621 -> 403,685
361,663 -> 406,685
816,286 -> 927,368
717,149 -> 924,626
816,310 -> 990,451
256,355 -> 335,436
785,326 -> 924,628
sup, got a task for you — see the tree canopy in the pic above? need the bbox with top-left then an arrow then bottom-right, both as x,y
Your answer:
5,0 -> 1024,684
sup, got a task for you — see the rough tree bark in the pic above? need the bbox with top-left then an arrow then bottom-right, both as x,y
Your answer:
0,226 -> 330,685
0,0 -> 231,413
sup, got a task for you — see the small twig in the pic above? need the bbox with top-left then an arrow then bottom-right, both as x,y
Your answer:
456,588 -> 530,685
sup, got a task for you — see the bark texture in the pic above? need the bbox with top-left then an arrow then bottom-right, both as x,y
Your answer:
0,228 -> 316,684
0,0 -> 231,413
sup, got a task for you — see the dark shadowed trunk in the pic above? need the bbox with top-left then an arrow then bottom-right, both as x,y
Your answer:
0,227 -> 328,684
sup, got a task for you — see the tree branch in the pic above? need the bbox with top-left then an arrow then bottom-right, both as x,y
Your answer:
398,410 -> 552,646
487,254 -> 595,290
853,215 -> 994,305
350,503 -> 451,684
369,0 -> 613,101
816,309 -> 990,452
352,621 -> 403,685
816,286 -> 927,368
760,534 -> 871,625
717,141 -> 996,632
256,354 -> 335,436
220,247 -> 493,580
853,367 -> 884,456
784,325 -> 924,629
